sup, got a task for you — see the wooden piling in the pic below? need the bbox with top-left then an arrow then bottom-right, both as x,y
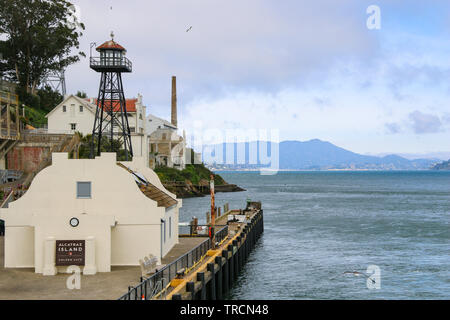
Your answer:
228,244 -> 234,287
197,272 -> 206,300
186,282 -> 195,300
222,250 -> 229,294
215,256 -> 223,299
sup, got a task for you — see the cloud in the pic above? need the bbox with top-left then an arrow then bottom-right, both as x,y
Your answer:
385,122 -> 401,134
443,113 -> 450,123
387,64 -> 450,100
408,110 -> 443,134
68,0 -> 379,107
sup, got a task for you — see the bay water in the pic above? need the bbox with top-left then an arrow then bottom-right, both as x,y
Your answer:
179,171 -> 450,299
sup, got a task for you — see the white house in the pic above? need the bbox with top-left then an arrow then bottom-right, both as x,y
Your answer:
0,153 -> 181,275
146,115 -> 186,169
146,114 -> 177,136
46,94 -> 148,161
46,95 -> 96,136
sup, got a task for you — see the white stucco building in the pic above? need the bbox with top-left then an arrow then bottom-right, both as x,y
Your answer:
0,153 -> 180,275
147,115 -> 186,169
46,94 -> 148,160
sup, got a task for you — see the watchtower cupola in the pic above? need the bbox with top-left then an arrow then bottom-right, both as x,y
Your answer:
90,32 -> 132,73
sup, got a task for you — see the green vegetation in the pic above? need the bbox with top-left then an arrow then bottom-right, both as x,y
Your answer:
21,106 -> 47,128
72,132 -> 132,162
0,0 -> 85,127
76,91 -> 87,98
154,164 -> 226,186
0,0 -> 85,93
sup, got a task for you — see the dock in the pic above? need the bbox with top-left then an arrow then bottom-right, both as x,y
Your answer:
118,202 -> 264,300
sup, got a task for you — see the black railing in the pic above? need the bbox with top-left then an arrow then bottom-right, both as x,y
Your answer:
118,225 -> 229,300
90,56 -> 132,72
215,225 -> 229,244
179,224 -> 229,239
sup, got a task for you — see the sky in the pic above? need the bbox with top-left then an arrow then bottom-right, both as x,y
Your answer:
66,0 -> 450,157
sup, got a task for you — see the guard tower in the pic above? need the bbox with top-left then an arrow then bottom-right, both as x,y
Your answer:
89,33 -> 133,160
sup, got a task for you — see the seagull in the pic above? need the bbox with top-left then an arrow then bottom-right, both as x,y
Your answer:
343,271 -> 376,284
186,26 -> 192,32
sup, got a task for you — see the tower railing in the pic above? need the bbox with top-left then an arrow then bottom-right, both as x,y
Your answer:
89,57 -> 132,72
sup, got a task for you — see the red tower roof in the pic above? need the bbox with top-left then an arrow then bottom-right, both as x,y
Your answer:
96,40 -> 126,51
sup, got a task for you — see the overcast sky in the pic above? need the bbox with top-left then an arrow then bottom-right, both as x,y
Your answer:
67,0 -> 450,156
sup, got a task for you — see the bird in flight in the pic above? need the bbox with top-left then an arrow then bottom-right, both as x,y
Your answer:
186,26 -> 192,32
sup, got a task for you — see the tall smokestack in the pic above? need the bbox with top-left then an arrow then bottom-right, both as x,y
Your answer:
171,76 -> 177,127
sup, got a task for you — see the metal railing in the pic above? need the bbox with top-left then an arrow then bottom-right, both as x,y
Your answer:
0,90 -> 18,105
215,225 -> 229,244
118,225 -> 229,300
90,57 -> 132,72
179,224 -> 228,238
0,170 -> 23,184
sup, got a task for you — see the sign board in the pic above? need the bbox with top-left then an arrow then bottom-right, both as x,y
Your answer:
55,240 -> 85,266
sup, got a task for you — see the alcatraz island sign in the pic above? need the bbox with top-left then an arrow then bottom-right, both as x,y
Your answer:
55,240 -> 85,266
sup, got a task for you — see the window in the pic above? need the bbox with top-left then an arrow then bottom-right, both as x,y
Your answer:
130,127 -> 135,133
169,217 -> 172,238
70,123 -> 77,130
163,220 -> 166,243
79,105 -> 83,112
77,182 -> 91,199
139,113 -> 143,120
63,105 -> 66,112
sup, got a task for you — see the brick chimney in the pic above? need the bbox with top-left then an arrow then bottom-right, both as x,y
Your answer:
171,76 -> 177,127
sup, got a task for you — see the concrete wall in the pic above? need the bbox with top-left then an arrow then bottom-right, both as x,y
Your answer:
7,146 -> 47,173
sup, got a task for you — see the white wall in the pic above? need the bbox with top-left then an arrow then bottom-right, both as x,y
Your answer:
47,96 -> 95,135
0,153 -> 180,272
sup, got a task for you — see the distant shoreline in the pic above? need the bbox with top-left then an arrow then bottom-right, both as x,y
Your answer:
211,168 -> 447,173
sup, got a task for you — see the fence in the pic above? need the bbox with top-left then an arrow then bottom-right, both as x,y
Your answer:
179,224 -> 228,238
0,170 -> 23,184
118,225 -> 229,300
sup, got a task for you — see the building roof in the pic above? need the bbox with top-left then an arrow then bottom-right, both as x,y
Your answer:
89,98 -> 138,113
117,163 -> 177,208
96,40 -> 126,51
45,95 -> 96,118
148,114 -> 177,130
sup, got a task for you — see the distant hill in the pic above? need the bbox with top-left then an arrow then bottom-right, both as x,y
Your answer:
431,159 -> 450,170
201,139 -> 438,170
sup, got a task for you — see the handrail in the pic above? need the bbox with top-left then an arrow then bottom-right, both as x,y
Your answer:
117,225 -> 230,300
0,189 -> 14,208
0,90 -> 19,105
90,56 -> 132,71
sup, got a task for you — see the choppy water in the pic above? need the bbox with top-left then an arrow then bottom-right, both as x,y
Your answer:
179,171 -> 450,300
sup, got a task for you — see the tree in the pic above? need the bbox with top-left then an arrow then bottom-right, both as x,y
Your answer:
38,85 -> 63,112
0,0 -> 85,94
76,133 -> 132,161
76,91 -> 87,98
